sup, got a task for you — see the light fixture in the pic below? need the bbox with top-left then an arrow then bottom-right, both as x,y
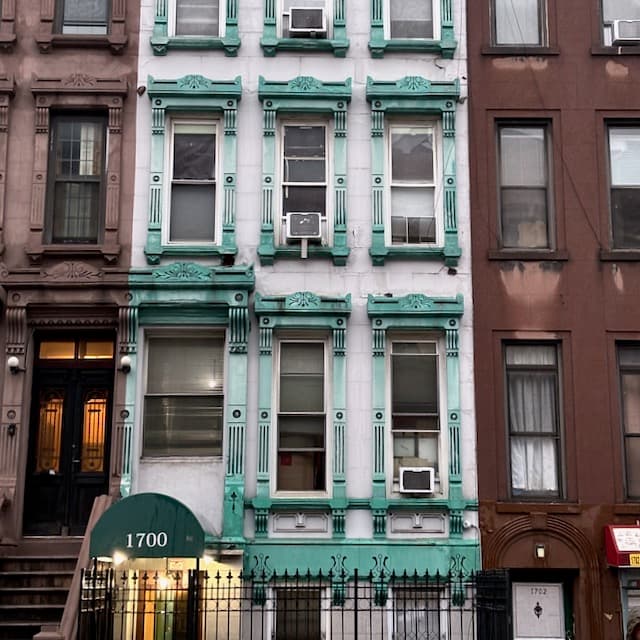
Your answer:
535,543 -> 546,560
112,551 -> 128,566
7,356 -> 24,374
119,355 -> 132,374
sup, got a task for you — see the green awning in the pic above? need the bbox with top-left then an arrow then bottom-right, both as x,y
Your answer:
90,493 -> 206,559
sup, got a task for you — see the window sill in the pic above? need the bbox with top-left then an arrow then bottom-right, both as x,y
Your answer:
250,497 -> 333,511
141,455 -> 223,462
600,249 -> 640,261
613,503 -> 640,515
481,44 -> 559,56
0,33 -> 16,52
495,501 -> 579,513
591,44 -> 640,56
26,242 -> 121,265
145,244 -> 237,266
260,37 -> 349,57
150,35 -> 240,57
370,245 -> 461,268
369,38 -> 456,59
487,249 -> 569,261
384,497 -> 450,510
258,244 -> 349,267
36,33 -> 128,54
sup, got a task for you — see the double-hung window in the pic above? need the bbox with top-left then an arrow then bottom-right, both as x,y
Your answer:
143,335 -> 224,457
389,124 -> 438,246
168,121 -> 218,244
281,123 -> 328,247
48,114 -> 106,244
58,0 -> 108,34
608,126 -> 640,249
506,344 -> 562,497
492,0 -> 546,46
174,0 -> 221,37
388,0 -> 436,39
498,124 -> 551,249
275,587 -> 323,640
392,587 -> 442,639
277,340 -> 327,492
618,345 -> 640,499
602,0 -> 640,46
391,340 -> 441,479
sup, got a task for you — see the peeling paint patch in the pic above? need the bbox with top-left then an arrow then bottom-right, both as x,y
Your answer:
492,57 -> 549,71
612,263 -> 624,292
606,60 -> 629,78
498,263 -> 561,299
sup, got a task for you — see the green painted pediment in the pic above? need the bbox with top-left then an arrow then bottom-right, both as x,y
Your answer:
258,76 -> 352,103
148,75 -> 242,99
366,76 -> 459,103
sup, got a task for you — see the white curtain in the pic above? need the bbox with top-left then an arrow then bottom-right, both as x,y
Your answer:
495,0 -> 541,45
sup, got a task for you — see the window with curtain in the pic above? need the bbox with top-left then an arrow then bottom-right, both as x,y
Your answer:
506,344 -> 561,497
618,345 -> 640,498
389,0 -> 434,39
608,127 -> 640,249
392,587 -> 442,640
175,0 -> 220,37
169,121 -> 217,243
498,124 -> 551,249
277,341 -> 326,491
59,0 -> 109,34
143,336 -> 224,456
493,0 -> 545,45
48,115 -> 106,244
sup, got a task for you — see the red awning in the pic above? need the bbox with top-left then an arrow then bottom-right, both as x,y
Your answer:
605,525 -> 640,567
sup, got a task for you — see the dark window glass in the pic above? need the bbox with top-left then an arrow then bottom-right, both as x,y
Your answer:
61,0 -> 108,34
619,346 -> 640,498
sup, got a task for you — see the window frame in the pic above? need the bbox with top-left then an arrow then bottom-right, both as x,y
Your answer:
0,0 -> 16,51
142,331 -> 226,458
496,121 -> 554,251
617,344 -> 640,500
366,76 -> 460,267
490,0 -> 548,48
261,0 -> 348,57
56,0 -> 110,36
145,75 -> 241,265
151,0 -> 240,56
504,342 -> 564,500
258,76 -> 351,266
369,0 -> 455,58
0,76 -> 14,253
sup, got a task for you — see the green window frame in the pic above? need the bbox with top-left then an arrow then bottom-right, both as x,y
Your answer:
366,76 -> 461,267
144,75 -> 241,265
258,76 -> 351,266
252,292 -> 351,535
368,293 -> 465,522
369,0 -> 456,58
260,0 -> 348,57
150,0 -> 240,56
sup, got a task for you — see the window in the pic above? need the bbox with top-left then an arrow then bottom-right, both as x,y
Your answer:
143,336 -> 224,457
174,0 -> 220,37
608,127 -> 640,249
505,344 -> 561,497
275,588 -> 322,640
392,587 -> 442,639
388,124 -> 439,246
391,340 -> 440,478
260,0 -> 348,56
618,345 -> 640,498
47,115 -> 106,244
168,121 -> 218,244
369,0 -> 454,58
492,0 -> 546,46
280,123 -> 328,247
277,340 -> 327,492
58,0 -> 108,34
602,0 -> 640,46
145,75 -> 241,263
498,124 -> 551,249
367,77 -> 460,266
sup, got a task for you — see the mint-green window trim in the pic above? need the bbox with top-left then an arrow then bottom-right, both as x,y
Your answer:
252,291 -> 351,539
258,76 -> 351,267
260,0 -> 348,57
150,0 -> 240,56
144,75 -> 241,266
369,0 -> 456,58
366,76 -> 461,267
368,293 -> 469,538
126,262 -> 255,543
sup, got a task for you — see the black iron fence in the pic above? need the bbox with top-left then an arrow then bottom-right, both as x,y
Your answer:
78,567 -> 509,640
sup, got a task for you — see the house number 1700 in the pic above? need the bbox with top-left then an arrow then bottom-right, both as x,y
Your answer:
126,532 -> 168,549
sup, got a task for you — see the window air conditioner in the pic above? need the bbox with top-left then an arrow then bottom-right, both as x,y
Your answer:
398,467 -> 435,494
612,19 -> 640,44
289,7 -> 327,37
286,212 -> 322,240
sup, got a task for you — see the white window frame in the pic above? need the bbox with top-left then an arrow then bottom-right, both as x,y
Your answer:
168,0 -> 225,38
387,334 -> 447,496
383,0 -> 440,40
163,118 -> 221,247
277,119 -> 332,248
385,121 -> 442,248
272,333 -> 331,496
141,329 -> 226,459
279,0 -> 333,39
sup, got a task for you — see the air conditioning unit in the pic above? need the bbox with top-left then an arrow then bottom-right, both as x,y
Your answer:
612,19 -> 640,44
286,212 -> 322,240
399,467 -> 435,494
289,7 -> 327,37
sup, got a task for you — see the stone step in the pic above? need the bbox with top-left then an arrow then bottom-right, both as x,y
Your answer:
0,603 -> 63,623
0,570 -> 74,589
0,620 -> 44,640
0,586 -> 68,606
0,555 -> 77,572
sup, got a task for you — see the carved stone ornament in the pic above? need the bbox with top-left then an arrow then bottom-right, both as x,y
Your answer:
62,74 -> 98,88
42,261 -> 103,281
397,76 -> 431,91
152,262 -> 213,281
398,293 -> 434,310
176,75 -> 211,91
289,76 -> 323,92
285,291 -> 321,309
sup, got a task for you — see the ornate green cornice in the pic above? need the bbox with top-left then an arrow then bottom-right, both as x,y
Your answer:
367,293 -> 463,323
148,75 -> 242,101
366,76 -> 459,107
259,76 -> 351,104
130,262 -> 254,291
255,291 -> 351,320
